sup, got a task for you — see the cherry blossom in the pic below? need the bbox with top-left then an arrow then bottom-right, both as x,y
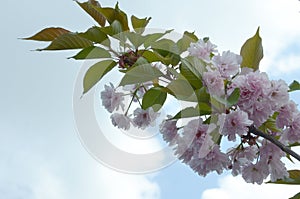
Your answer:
132,107 -> 159,129
187,39 -> 217,62
100,83 -> 125,113
212,50 -> 242,78
219,110 -> 253,141
110,113 -> 131,130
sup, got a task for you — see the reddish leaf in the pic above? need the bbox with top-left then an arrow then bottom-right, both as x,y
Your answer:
76,1 -> 106,26
37,33 -> 93,51
23,27 -> 70,41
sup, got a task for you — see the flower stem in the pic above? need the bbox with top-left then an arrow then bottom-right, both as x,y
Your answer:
248,125 -> 300,162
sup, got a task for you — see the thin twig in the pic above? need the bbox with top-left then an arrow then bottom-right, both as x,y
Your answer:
248,125 -> 300,162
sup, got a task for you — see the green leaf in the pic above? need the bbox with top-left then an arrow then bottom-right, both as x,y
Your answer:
180,58 -> 203,89
37,33 -> 93,51
259,117 -> 282,133
69,46 -> 111,60
142,86 -> 167,112
78,26 -> 110,46
22,27 -> 70,41
267,170 -> 300,185
83,60 -> 117,94
196,102 -> 212,115
240,27 -> 263,71
131,15 -> 151,34
194,87 -> 210,103
289,80 -> 300,92
177,31 -> 198,53
172,107 -> 201,119
143,29 -> 173,48
93,2 -> 129,31
166,77 -> 196,101
76,0 -> 106,26
172,104 -> 211,120
139,50 -> 162,62
227,88 -> 240,107
151,39 -> 181,66
101,20 -> 124,41
290,192 -> 300,199
119,57 -> 164,86
126,32 -> 146,49
151,38 -> 179,55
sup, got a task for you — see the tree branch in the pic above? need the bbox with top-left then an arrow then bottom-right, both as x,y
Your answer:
248,125 -> 300,162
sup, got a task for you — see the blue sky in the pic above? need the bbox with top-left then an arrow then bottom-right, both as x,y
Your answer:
1,0 -> 300,198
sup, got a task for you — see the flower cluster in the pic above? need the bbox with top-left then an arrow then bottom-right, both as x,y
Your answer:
100,83 -> 159,130
100,38 -> 300,185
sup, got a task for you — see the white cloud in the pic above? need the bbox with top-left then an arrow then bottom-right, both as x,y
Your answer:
0,128 -> 160,199
201,175 -> 300,199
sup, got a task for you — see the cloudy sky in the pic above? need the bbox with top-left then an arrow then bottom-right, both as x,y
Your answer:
1,0 -> 300,198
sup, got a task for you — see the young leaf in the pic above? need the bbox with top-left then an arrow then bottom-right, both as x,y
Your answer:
78,26 -> 110,46
172,104 -> 211,120
194,87 -> 210,103
101,20 -> 124,39
83,60 -> 117,94
167,77 -> 196,101
177,31 -> 198,53
180,58 -> 203,89
139,50 -> 162,62
289,80 -> 300,92
227,88 -> 240,107
151,38 -> 179,55
151,38 -> 181,65
126,32 -> 146,49
131,15 -> 151,34
93,2 -> 129,31
22,27 -> 70,41
37,33 -> 93,51
172,107 -> 201,119
143,29 -> 173,48
119,58 -> 164,86
240,27 -> 263,71
69,46 -> 111,60
142,87 -> 167,112
76,0 -> 106,26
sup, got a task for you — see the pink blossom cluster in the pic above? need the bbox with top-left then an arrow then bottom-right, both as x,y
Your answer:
100,38 -> 300,185
158,39 -> 299,184
100,83 -> 159,130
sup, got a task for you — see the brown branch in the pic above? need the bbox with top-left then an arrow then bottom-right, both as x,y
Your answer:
248,125 -> 300,162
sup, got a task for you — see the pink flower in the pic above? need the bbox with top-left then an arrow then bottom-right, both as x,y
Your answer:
187,39 -> 217,62
203,70 -> 225,97
182,119 -> 209,151
276,100 -> 298,128
251,100 -> 273,127
175,137 -> 194,163
101,83 -> 125,113
132,107 -> 159,129
268,80 -> 289,110
260,140 -> 285,161
174,118 -> 209,163
242,161 -> 269,184
228,146 -> 258,176
189,145 -> 230,177
268,159 -> 289,182
110,113 -> 131,130
280,112 -> 300,144
212,51 -> 242,78
230,71 -> 273,126
220,110 -> 253,141
159,118 -> 178,145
